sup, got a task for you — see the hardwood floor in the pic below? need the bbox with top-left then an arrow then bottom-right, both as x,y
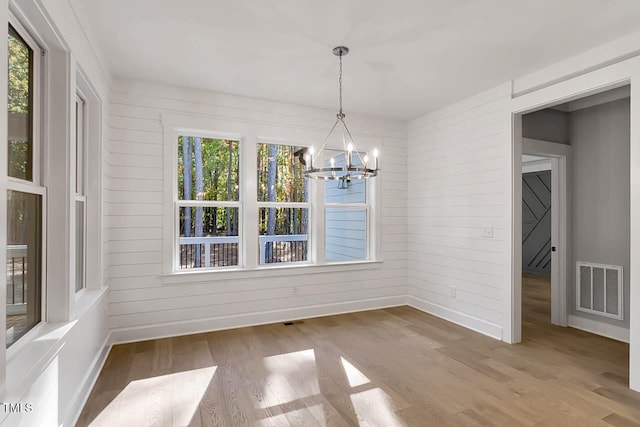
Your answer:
78,275 -> 640,426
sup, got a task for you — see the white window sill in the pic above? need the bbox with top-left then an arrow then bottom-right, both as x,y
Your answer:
4,323 -> 66,401
159,259 -> 383,285
70,287 -> 108,320
4,287 -> 108,400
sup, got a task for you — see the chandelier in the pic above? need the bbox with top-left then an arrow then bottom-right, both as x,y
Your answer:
304,46 -> 379,185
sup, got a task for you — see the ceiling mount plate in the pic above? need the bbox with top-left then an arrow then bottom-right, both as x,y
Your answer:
333,46 -> 349,57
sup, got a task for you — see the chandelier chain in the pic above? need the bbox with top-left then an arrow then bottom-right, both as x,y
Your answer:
339,53 -> 343,117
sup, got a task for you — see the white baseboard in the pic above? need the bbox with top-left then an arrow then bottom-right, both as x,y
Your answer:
64,332 -> 113,427
110,295 -> 407,345
407,295 -> 503,340
568,315 -> 629,343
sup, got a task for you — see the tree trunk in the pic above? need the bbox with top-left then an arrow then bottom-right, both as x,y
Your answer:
226,140 -> 233,234
266,144 -> 278,261
182,136 -> 192,237
193,137 -> 203,267
212,169 -> 219,234
302,170 -> 308,234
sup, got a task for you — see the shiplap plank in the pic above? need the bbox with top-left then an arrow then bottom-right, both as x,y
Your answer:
108,152 -> 163,169
104,190 -> 163,204
109,115 -> 162,132
106,178 -> 163,192
105,215 -> 163,228
108,251 -> 161,266
109,140 -> 163,156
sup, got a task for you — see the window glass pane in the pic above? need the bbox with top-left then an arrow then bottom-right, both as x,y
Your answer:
75,200 -> 85,292
325,208 -> 367,262
257,143 -> 307,203
178,137 -> 239,202
324,150 -> 366,204
179,206 -> 239,269
8,25 -> 34,181
6,190 -> 42,347
75,97 -> 85,194
258,207 -> 308,264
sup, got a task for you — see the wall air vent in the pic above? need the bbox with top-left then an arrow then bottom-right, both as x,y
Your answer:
576,262 -> 623,320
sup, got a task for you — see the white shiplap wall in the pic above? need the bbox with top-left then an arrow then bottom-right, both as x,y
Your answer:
106,80 -> 407,343
406,83 -> 512,339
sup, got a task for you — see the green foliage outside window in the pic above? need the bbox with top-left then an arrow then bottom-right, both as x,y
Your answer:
8,25 -> 33,181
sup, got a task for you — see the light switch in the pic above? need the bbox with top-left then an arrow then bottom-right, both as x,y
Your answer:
482,226 -> 493,238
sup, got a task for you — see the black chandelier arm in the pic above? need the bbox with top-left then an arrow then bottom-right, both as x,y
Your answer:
310,118 -> 340,163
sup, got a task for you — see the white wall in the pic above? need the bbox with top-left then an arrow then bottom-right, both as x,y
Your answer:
0,0 -> 111,425
406,83 -> 512,340
569,98 -> 630,330
106,80 -> 408,343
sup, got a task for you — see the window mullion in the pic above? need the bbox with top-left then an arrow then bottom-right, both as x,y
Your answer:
177,200 -> 239,208
257,202 -> 310,209
314,179 -> 325,265
242,134 -> 258,269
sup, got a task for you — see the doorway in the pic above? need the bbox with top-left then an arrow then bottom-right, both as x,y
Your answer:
513,84 -> 631,342
520,144 -> 569,333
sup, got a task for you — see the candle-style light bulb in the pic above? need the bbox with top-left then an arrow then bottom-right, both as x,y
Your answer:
307,146 -> 315,169
347,143 -> 353,167
373,148 -> 379,170
363,155 -> 369,169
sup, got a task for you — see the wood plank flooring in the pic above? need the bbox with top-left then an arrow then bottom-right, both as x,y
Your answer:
78,275 -> 640,426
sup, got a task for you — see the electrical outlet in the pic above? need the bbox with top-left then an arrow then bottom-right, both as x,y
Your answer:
450,287 -> 456,298
292,286 -> 299,296
482,226 -> 493,238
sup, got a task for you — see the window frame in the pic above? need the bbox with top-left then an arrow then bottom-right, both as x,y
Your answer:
173,130 -> 243,272
5,16 -> 47,352
72,66 -> 104,309
73,91 -> 87,294
7,18 -> 41,186
256,139 -> 311,267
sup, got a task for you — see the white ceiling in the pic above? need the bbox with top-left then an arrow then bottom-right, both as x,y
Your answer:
71,0 -> 640,120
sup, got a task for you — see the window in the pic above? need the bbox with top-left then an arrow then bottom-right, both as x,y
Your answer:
166,119 -> 379,273
324,149 -> 369,262
74,93 -> 86,292
6,23 -> 44,347
257,142 -> 309,265
177,136 -> 240,269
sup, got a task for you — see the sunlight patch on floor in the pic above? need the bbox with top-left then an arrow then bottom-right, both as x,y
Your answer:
89,366 -> 216,427
350,388 -> 405,427
261,349 -> 319,408
340,356 -> 371,387
257,403 -> 327,426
